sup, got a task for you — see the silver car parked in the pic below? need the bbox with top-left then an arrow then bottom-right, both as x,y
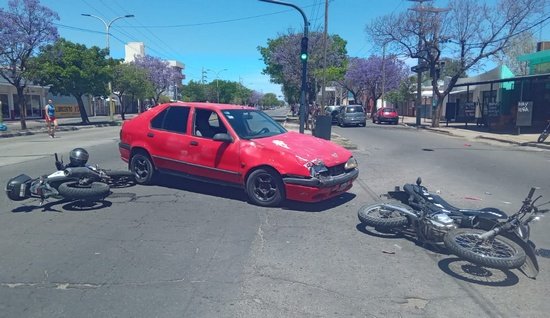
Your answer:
337,105 -> 366,127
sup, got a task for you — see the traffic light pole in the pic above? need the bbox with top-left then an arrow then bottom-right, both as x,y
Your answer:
259,0 -> 309,133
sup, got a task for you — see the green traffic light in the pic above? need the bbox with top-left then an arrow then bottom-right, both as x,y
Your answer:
300,53 -> 308,60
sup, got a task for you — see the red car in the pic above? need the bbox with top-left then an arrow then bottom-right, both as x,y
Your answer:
119,102 -> 359,207
373,107 -> 399,125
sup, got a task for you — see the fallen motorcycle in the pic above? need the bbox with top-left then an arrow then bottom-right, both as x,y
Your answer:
6,167 -> 110,205
358,178 -> 548,278
54,148 -> 135,188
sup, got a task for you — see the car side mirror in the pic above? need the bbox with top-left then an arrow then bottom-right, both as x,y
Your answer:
213,133 -> 233,143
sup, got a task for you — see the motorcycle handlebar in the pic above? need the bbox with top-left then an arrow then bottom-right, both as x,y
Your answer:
527,187 -> 536,200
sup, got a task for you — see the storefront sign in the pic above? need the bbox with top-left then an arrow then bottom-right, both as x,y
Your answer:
516,101 -> 533,127
487,102 -> 500,117
55,104 -> 80,118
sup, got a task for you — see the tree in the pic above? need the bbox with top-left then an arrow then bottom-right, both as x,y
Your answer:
492,32 -> 537,76
111,62 -> 153,119
30,38 -> 110,123
182,80 -> 208,102
261,93 -> 279,108
342,55 -> 408,113
134,55 -> 183,105
367,0 -> 547,127
0,0 -> 58,129
258,31 -> 347,105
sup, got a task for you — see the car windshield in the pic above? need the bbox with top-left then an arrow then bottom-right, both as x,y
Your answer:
346,106 -> 364,113
221,109 -> 287,139
383,108 -> 396,112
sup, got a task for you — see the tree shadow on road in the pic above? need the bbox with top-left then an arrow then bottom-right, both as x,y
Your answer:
11,198 -> 112,213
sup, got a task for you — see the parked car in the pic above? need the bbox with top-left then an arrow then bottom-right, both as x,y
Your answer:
337,105 -> 366,127
372,107 -> 399,125
119,102 -> 359,207
324,105 -> 342,124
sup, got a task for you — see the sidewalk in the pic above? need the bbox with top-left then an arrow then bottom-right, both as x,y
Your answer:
399,116 -> 550,150
0,115 -> 131,138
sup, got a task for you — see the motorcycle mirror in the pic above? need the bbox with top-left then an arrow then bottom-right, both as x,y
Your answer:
416,177 -> 422,186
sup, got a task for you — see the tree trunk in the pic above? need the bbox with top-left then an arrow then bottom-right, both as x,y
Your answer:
117,94 -> 125,120
432,100 -> 444,127
16,87 -> 27,130
75,95 -> 90,124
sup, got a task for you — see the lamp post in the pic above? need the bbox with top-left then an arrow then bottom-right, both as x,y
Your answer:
81,13 -> 134,121
259,0 -> 309,134
207,68 -> 227,103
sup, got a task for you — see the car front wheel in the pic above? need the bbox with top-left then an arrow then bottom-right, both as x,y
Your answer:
246,168 -> 285,207
130,151 -> 156,185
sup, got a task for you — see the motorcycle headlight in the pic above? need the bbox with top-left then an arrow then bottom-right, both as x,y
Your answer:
345,157 -> 358,170
310,163 -> 328,178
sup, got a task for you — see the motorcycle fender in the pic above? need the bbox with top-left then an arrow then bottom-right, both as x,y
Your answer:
515,238 -> 539,279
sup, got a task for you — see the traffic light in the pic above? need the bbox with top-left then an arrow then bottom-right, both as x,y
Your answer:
300,37 -> 308,61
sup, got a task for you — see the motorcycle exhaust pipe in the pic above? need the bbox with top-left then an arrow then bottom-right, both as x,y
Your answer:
63,167 -> 101,181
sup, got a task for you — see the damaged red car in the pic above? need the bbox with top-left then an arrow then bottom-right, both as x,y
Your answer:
119,102 -> 359,207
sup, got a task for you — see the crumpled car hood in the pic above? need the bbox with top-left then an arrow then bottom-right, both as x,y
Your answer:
251,131 -> 352,167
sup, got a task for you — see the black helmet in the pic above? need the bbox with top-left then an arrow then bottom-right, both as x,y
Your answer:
69,148 -> 89,166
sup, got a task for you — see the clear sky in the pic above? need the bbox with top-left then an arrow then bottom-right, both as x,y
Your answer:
2,0 -> 549,96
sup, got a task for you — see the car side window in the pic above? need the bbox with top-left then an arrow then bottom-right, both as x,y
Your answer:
164,106 -> 190,133
150,106 -> 190,134
151,109 -> 168,129
194,108 -> 227,138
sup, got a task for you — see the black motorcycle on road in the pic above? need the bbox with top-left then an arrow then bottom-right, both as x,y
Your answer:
358,178 -> 548,278
5,148 -> 133,205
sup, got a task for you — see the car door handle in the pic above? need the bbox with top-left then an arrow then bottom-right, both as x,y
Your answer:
190,141 -> 198,146
147,132 -> 154,138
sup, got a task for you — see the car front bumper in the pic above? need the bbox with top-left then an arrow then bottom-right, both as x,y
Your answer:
282,168 -> 359,202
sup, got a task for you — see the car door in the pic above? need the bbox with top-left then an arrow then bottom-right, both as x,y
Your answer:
147,105 -> 193,173
186,107 -> 242,184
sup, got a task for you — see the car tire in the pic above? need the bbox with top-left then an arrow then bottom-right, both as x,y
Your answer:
130,151 -> 156,185
246,167 -> 285,207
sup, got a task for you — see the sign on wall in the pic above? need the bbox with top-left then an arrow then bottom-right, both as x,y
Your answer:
487,102 -> 500,117
516,101 -> 533,127
55,104 -> 80,118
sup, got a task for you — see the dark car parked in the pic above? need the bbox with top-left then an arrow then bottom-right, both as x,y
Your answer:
337,105 -> 366,127
373,107 -> 399,125
324,105 -> 342,124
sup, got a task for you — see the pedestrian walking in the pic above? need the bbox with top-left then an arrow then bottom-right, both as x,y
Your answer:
44,99 -> 57,138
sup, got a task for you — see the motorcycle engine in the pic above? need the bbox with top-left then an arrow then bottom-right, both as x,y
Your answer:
424,213 -> 457,241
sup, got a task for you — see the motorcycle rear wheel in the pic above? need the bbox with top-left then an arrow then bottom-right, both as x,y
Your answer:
444,228 -> 526,269
358,200 -> 410,228
58,181 -> 110,201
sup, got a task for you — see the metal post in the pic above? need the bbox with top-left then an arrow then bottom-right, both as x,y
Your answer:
81,13 -> 134,121
260,0 -> 309,134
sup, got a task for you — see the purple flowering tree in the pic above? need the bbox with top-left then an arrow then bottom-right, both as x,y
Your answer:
134,55 -> 184,105
343,55 -> 408,113
248,90 -> 263,107
0,0 -> 59,129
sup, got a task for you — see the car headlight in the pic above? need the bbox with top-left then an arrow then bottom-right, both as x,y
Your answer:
309,162 -> 328,178
345,157 -> 358,170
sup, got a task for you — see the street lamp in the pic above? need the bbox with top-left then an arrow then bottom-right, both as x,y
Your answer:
81,13 -> 134,121
207,68 -> 227,103
259,0 -> 309,134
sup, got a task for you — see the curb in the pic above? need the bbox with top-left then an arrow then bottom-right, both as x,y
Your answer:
0,122 -> 121,139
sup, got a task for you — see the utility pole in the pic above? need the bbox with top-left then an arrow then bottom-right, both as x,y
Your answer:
201,67 -> 208,84
408,0 -> 447,127
320,0 -> 328,115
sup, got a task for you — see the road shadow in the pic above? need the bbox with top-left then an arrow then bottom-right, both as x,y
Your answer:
151,174 -> 356,211
438,257 -> 520,286
11,198 -> 112,213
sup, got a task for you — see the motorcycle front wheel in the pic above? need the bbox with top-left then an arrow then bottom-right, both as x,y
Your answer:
58,181 -> 110,201
358,200 -> 410,228
444,228 -> 526,269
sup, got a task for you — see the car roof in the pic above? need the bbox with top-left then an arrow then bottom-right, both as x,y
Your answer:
156,102 -> 254,111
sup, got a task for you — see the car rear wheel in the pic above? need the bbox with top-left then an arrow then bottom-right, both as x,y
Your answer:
130,151 -> 156,185
246,168 -> 285,207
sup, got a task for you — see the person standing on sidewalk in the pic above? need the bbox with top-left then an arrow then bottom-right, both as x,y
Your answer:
44,99 -> 57,138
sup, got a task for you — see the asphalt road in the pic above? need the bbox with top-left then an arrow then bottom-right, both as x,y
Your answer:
0,120 -> 549,318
